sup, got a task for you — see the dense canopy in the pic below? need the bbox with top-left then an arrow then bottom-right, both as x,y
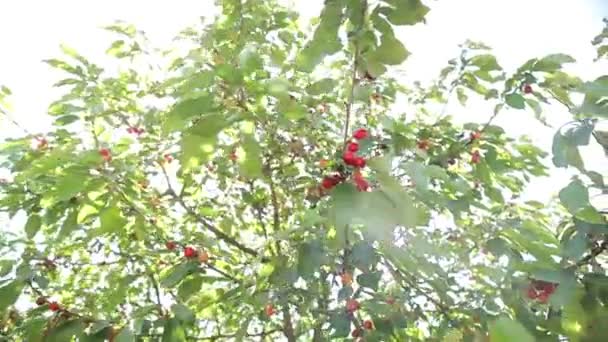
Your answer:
0,1 -> 607,341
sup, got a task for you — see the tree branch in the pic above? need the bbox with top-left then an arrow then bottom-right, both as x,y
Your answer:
342,34 -> 360,146
282,306 -> 297,342
384,260 -> 451,320
159,164 -> 261,258
147,273 -> 164,316
574,239 -> 608,268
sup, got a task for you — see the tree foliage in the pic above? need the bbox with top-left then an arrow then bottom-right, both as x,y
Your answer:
0,1 -> 607,341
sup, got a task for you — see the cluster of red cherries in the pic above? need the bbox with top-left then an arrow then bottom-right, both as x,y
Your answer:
345,298 -> 374,338
320,128 -> 370,192
526,279 -> 557,303
165,241 -> 210,263
35,296 -> 62,313
126,126 -> 145,136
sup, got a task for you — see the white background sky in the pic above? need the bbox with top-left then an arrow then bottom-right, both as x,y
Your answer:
0,0 -> 607,205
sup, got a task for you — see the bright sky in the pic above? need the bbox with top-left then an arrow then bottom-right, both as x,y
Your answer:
0,0 -> 606,205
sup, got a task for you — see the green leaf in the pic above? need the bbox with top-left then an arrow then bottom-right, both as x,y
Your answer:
238,134 -> 263,179
24,214 -> 42,239
581,76 -> 608,117
57,209 -> 78,241
295,1 -> 344,72
562,294 -> 587,338
329,311 -> 351,337
162,318 -> 187,342
524,98 -> 545,124
532,53 -> 575,72
89,321 -> 111,334
0,260 -> 12,277
0,281 -> 23,311
45,319 -> 85,342
178,275 -> 203,301
133,304 -> 158,318
180,112 -> 231,170
564,121 -> 595,146
52,172 -> 88,202
162,95 -> 215,133
563,233 -> 588,261
489,317 -> 534,342
505,93 -> 526,109
180,134 -> 215,171
266,77 -> 291,97
306,78 -> 336,95
371,34 -> 410,65
357,271 -> 381,291
172,304 -> 195,324
353,84 -> 373,102
380,0 -> 430,26
469,54 -> 501,71
23,318 -> 46,342
190,113 -> 229,137
99,205 -> 127,234
114,327 -> 135,342
456,87 -> 468,106
351,241 -> 377,271
559,179 -> 589,215
238,44 -> 263,72
297,240 -> 327,278
552,131 -> 584,170
338,286 -> 353,301
161,262 -> 197,288
54,114 -> 80,126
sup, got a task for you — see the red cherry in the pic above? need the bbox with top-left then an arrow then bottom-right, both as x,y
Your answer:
352,128 -> 369,140
164,154 -> 173,163
537,292 -> 550,304
363,320 -> 374,330
99,148 -> 112,162
470,131 -> 482,141
523,84 -> 533,94
417,139 -> 430,150
48,302 -> 61,312
165,241 -> 177,250
343,151 -> 357,166
183,246 -> 197,258
127,127 -> 134,134
351,328 -> 362,338
526,286 -> 537,300
353,170 -> 369,191
347,142 -> 359,152
346,298 -> 360,312
544,283 -> 557,295
354,157 -> 366,168
386,297 -> 396,305
470,150 -> 481,164
321,177 -> 336,190
264,303 -> 275,317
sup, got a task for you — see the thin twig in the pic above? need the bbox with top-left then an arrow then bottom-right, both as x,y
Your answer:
147,273 -> 164,316
573,240 -> 608,268
207,264 -> 239,282
384,260 -> 451,319
342,37 -> 360,146
159,163 -> 260,258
